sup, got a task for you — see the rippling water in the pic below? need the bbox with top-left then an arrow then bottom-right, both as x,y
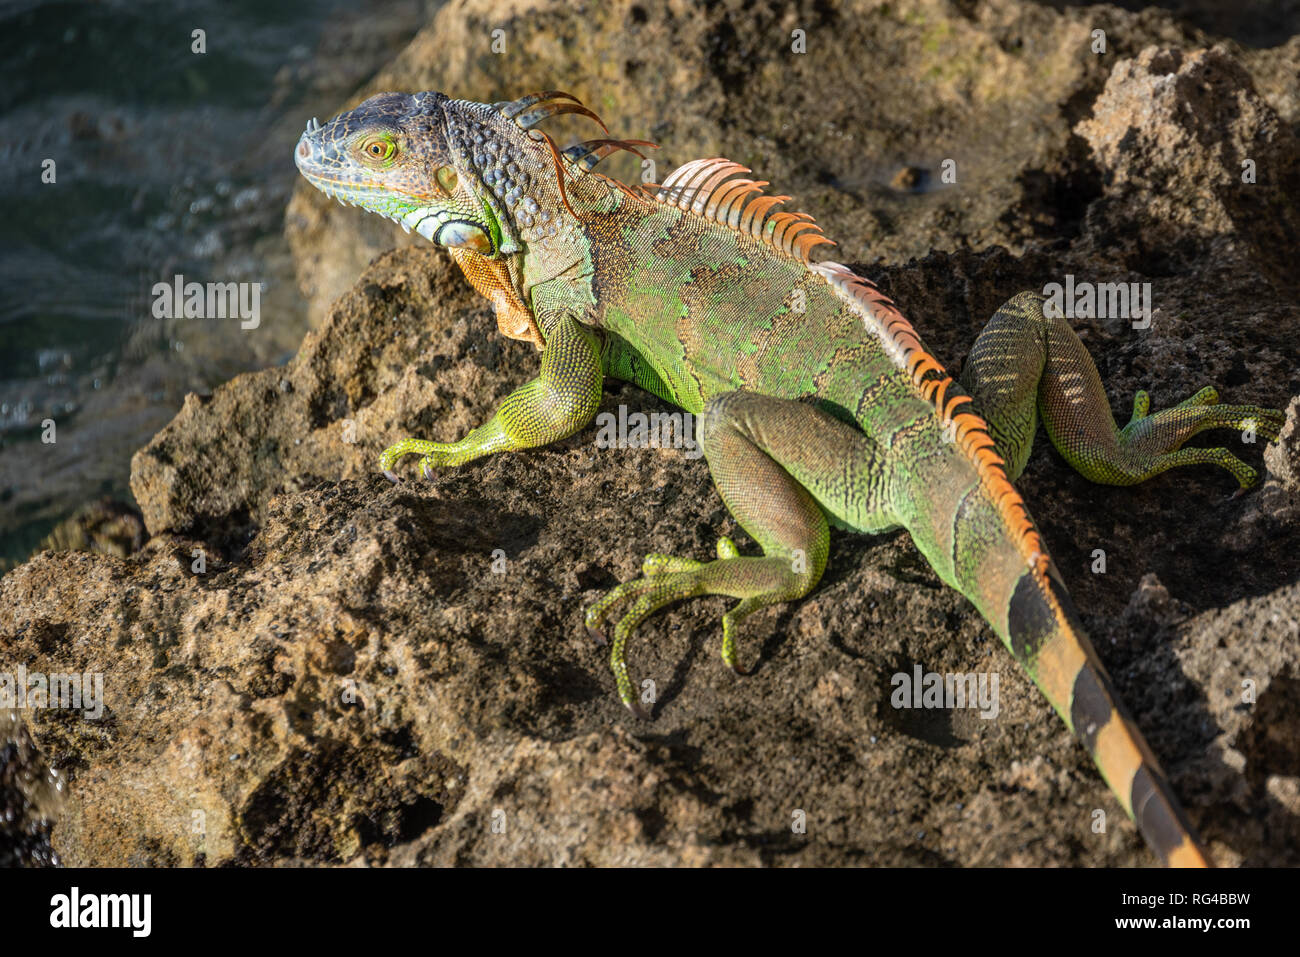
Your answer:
0,0 -> 427,563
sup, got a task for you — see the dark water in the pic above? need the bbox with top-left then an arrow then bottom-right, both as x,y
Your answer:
0,0 -> 427,563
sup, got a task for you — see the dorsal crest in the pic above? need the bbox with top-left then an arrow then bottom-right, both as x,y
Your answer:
649,158 -> 836,263
492,90 -> 609,134
561,137 -> 659,173
489,90 -> 659,210
811,260 -> 1049,577
492,90 -> 657,172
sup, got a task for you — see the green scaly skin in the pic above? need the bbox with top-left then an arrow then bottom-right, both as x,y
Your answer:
295,91 -> 1285,867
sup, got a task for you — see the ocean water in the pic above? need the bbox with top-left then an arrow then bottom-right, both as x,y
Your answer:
0,0 -> 427,564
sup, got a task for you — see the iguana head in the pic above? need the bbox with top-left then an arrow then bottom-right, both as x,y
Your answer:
295,90 -> 638,261
295,90 -> 511,254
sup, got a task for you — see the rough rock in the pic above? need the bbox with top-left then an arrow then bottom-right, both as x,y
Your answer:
1075,45 -> 1300,285
128,246 -> 537,543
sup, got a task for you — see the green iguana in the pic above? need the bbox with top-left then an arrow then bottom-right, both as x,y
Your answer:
295,90 -> 1285,867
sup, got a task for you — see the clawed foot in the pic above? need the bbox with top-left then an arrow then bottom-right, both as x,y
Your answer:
1121,387 -> 1285,490
585,536 -> 805,718
378,438 -> 456,483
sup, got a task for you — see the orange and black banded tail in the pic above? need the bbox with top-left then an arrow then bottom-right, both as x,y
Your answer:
1004,564 -> 1211,867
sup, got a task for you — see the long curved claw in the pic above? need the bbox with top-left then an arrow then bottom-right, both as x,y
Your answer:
379,438 -> 454,482
720,595 -> 765,676
587,539 -> 805,716
378,441 -> 415,482
594,562 -> 713,718
584,578 -> 646,637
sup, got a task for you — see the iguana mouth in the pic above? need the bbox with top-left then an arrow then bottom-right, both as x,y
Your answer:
295,99 -> 501,256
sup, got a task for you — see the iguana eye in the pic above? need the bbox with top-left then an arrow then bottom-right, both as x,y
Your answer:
361,137 -> 395,162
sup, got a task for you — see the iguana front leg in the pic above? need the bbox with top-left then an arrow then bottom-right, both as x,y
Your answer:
959,291 -> 1285,489
379,312 -> 603,480
586,390 -> 892,718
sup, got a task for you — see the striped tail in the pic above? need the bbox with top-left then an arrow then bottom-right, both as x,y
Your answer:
888,407 -> 1213,865
878,369 -> 1212,864
999,560 -> 1211,866
897,446 -> 1211,865
808,258 -> 1210,864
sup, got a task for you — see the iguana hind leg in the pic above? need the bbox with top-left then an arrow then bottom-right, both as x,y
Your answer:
959,291 -> 1284,489
585,390 -> 891,717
